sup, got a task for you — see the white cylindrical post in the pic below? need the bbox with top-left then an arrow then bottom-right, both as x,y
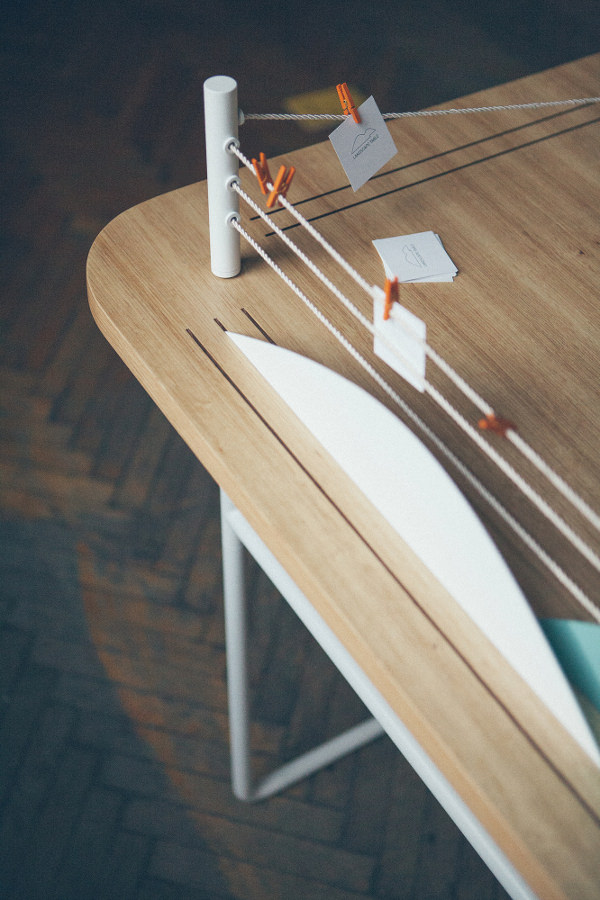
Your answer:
204,75 -> 241,278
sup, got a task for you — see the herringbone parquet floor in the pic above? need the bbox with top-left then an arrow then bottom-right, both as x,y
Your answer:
1,2 -> 597,898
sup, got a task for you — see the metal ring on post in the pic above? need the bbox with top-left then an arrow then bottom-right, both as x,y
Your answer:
204,76 -> 241,278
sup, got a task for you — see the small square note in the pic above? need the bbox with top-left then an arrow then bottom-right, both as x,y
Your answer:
329,96 -> 397,191
373,232 -> 458,282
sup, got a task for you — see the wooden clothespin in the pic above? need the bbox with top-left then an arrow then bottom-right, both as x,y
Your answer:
336,82 -> 361,124
478,412 -> 516,437
266,164 -> 296,208
252,152 -> 272,195
383,277 -> 399,320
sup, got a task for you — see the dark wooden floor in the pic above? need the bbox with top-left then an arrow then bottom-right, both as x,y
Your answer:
1,2 -> 597,898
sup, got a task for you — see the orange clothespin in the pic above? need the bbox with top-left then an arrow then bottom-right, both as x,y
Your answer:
478,412 -> 515,437
266,164 -> 295,208
252,152 -> 272,195
336,82 -> 361,124
383,277 -> 399,320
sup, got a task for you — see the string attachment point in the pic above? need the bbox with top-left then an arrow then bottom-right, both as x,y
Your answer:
267,165 -> 296,208
336,82 -> 361,124
478,412 -> 515,437
383,277 -> 399,320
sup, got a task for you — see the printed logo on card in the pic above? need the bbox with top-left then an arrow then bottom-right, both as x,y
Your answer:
403,244 -> 427,268
329,96 -> 397,191
373,232 -> 458,283
351,128 -> 378,157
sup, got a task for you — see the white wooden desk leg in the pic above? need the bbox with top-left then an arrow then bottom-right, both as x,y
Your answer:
219,489 -> 384,802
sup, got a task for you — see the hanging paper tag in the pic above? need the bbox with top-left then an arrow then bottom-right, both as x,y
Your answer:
372,287 -> 427,391
329,96 -> 397,191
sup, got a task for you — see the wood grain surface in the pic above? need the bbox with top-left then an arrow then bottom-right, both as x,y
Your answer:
88,55 -> 600,899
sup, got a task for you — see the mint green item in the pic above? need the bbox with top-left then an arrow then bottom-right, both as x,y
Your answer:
541,619 -> 600,713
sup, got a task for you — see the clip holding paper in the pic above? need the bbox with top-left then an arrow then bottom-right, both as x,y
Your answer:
252,152 -> 272,195
266,165 -> 295,208
372,284 -> 427,392
336,82 -> 361,124
478,412 -> 515,437
383,277 -> 399,320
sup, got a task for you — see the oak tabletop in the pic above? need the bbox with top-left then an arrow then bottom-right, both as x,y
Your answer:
88,54 -> 600,900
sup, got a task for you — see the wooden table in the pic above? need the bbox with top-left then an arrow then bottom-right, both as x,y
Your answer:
87,55 -> 600,900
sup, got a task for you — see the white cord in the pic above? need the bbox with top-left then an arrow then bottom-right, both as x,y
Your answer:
426,383 -> 600,573
227,141 -> 600,545
242,96 -> 600,122
231,179 -> 424,384
229,142 -> 373,293
229,215 -> 600,622
507,430 -> 600,532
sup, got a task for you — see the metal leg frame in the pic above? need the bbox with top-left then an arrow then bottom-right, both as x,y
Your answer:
219,489 -> 538,900
220,490 -> 383,802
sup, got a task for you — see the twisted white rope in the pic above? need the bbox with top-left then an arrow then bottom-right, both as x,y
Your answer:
229,214 -> 600,622
229,142 -> 373,293
231,143 -> 494,406
507,430 -> 600,532
427,383 -> 600,573
232,179 -> 425,384
227,142 -> 600,548
233,178 -> 600,577
242,96 -> 600,122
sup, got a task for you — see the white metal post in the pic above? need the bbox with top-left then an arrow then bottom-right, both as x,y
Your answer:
219,490 -> 384,802
218,490 -> 538,898
220,490 -> 253,800
204,75 -> 241,278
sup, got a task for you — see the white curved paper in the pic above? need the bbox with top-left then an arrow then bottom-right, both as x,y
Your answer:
229,332 -> 600,765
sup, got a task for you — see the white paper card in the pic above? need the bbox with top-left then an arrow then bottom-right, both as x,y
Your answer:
373,232 -> 458,282
329,96 -> 397,191
228,332 -> 600,766
372,288 -> 427,391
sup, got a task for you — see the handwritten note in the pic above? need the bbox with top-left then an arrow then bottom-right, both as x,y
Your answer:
329,96 -> 397,191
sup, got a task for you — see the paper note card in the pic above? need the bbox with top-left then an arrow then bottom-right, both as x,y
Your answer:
329,96 -> 397,191
372,288 -> 427,392
373,232 -> 458,282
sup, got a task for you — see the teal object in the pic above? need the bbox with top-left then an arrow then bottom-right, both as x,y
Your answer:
541,619 -> 600,713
